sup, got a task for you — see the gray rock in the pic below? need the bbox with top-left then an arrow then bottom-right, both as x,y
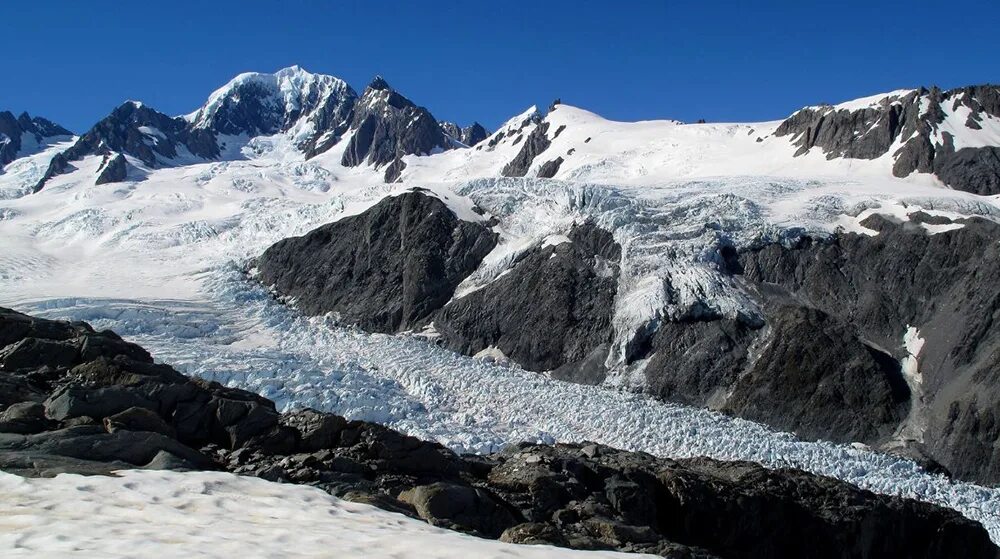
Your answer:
501,121 -> 551,177
256,191 -> 497,333
739,218 -> 1000,483
104,406 -> 175,437
933,145 -> 1000,195
399,482 -> 518,538
95,153 -> 129,185
431,221 -> 620,378
0,111 -> 72,167
775,84 -> 1000,194
723,305 -> 909,443
1,307 -> 996,559
340,77 -> 452,182
439,121 -> 489,147
0,402 -> 55,434
0,337 -> 79,370
536,156 -> 563,178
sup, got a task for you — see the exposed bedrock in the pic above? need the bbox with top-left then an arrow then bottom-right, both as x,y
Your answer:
774,84 -> 1000,194
431,221 -> 621,383
0,307 -> 996,559
736,216 -> 1000,485
95,153 -> 129,185
256,190 -> 498,332
501,121 -> 552,177
341,77 -> 453,182
0,110 -> 73,167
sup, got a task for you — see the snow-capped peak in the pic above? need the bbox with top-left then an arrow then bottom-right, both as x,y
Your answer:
185,66 -> 357,137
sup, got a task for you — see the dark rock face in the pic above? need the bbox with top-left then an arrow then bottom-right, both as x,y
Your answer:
34,102 -> 220,190
774,84 -> 1000,194
95,153 -> 129,185
642,318 -> 756,407
724,306 -> 909,444
66,102 -> 220,166
0,111 -> 72,167
431,221 -> 620,382
341,77 -> 452,182
254,185 -> 1000,486
502,121 -> 551,177
256,191 -> 497,333
536,156 -> 564,178
1,307 -> 995,559
933,145 -> 1000,196
738,218 -> 1000,484
440,121 -> 489,147
485,110 -> 542,150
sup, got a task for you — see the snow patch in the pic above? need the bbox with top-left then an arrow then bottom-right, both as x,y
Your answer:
0,469 -> 646,559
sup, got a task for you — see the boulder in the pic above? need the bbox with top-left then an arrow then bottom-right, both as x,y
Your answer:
399,482 -> 518,538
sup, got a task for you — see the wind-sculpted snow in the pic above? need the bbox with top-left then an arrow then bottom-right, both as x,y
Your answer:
14,267 -> 1000,543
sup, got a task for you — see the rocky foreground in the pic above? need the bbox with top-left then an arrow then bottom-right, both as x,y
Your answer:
0,307 -> 997,559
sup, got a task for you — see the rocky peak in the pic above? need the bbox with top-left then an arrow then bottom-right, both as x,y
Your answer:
483,106 -> 542,150
0,110 -> 72,167
32,100 -> 220,191
341,77 -> 452,181
366,75 -> 392,92
776,84 -> 1000,194
186,66 -> 358,157
439,121 -> 490,147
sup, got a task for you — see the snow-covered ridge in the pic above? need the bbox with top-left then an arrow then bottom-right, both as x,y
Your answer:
185,65 -> 356,139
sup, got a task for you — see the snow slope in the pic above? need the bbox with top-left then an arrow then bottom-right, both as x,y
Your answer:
0,469 -> 649,558
400,103 -> 942,185
3,89 -> 1000,545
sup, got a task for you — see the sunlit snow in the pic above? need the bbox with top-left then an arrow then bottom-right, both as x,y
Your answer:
2,98 -> 1000,544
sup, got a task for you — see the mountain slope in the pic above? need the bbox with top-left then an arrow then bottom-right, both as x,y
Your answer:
30,67 -> 464,190
0,111 -> 72,167
776,85 -> 1000,194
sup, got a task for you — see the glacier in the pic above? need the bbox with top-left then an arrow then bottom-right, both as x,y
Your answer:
3,96 -> 1000,544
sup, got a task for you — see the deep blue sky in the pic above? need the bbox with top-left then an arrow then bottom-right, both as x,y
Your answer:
3,0 -> 997,133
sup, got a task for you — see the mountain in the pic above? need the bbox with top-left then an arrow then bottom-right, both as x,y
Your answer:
439,121 -> 489,147
0,111 -> 72,168
185,65 -> 358,158
5,72 -> 1000,544
340,76 -> 454,182
30,67 -> 466,190
776,85 -> 1000,195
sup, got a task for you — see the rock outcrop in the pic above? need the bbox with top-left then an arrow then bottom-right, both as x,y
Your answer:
736,216 -> 1000,484
0,111 -> 72,167
256,190 -> 498,333
33,101 -> 219,191
432,221 -> 621,383
1,306 -> 996,559
774,85 -> 1000,194
341,77 -> 452,182
501,121 -> 552,177
440,121 -> 490,147
30,68 -> 480,189
256,187 -> 1000,486
94,153 -> 129,185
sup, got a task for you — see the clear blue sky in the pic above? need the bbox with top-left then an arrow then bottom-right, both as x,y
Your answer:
3,0 -> 997,133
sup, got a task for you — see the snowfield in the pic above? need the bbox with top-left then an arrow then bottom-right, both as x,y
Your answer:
0,469 -> 650,558
3,97 -> 1000,547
